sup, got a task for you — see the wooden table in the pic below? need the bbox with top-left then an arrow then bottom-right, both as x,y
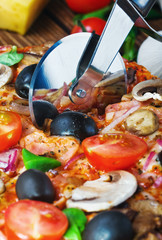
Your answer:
0,0 -> 161,49
0,0 -> 74,47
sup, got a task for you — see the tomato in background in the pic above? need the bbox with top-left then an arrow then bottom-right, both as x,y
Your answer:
71,17 -> 106,35
0,111 -> 22,152
5,200 -> 68,240
65,0 -> 112,13
82,133 -> 147,171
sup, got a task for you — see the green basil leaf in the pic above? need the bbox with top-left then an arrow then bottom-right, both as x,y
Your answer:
63,208 -> 87,240
22,148 -> 61,172
0,46 -> 24,66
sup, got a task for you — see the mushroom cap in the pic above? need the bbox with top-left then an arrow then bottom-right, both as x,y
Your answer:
0,63 -> 13,88
132,79 -> 162,101
66,170 -> 137,212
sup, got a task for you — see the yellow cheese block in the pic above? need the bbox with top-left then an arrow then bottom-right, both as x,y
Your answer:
0,0 -> 49,35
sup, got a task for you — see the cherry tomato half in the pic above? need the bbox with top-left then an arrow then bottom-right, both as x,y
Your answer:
0,111 -> 22,152
82,133 -> 147,171
5,200 -> 68,240
71,17 -> 106,35
66,0 -> 112,13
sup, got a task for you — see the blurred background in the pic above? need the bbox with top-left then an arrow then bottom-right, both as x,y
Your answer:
0,0 -> 161,62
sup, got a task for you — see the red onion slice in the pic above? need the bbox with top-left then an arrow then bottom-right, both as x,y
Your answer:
157,139 -> 162,147
64,153 -> 85,170
143,151 -> 156,171
0,148 -> 18,172
153,176 -> 162,188
101,105 -> 140,133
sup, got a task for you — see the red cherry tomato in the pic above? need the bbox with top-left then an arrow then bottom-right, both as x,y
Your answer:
5,200 -> 68,240
66,0 -> 112,13
71,17 -> 106,36
0,111 -> 22,152
82,133 -> 147,171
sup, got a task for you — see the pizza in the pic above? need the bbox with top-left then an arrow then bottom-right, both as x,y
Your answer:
0,43 -> 161,240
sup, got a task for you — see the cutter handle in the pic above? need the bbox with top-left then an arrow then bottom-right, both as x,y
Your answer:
130,0 -> 157,17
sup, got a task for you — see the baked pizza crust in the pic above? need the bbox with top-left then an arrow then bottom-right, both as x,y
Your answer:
0,43 -> 161,240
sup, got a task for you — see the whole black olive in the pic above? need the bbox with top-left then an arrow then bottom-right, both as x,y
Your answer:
15,64 -> 37,99
33,100 -> 58,128
16,169 -> 55,203
50,111 -> 98,141
82,210 -> 134,240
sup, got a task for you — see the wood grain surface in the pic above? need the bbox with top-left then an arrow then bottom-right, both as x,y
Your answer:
0,0 -> 74,47
0,0 -> 161,48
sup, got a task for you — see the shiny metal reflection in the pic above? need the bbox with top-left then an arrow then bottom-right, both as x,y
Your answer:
29,33 -> 127,126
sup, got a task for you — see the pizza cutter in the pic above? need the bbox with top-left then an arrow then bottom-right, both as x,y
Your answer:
29,0 -> 162,127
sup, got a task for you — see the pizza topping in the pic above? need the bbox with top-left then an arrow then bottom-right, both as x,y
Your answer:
63,208 -> 87,240
4,200 -> 68,240
0,148 -> 19,172
33,100 -> 58,128
128,200 -> 162,239
143,151 -> 157,171
124,109 -> 159,136
0,111 -> 22,153
9,99 -> 30,116
0,42 -> 161,240
0,46 -> 24,66
157,150 -> 162,165
157,139 -> 162,147
20,132 -> 80,164
16,169 -> 55,203
22,148 -> 61,172
64,153 -> 85,170
66,171 -> 137,212
129,199 -> 162,214
15,64 -> 36,99
102,104 -> 140,133
94,70 -> 125,88
0,179 -> 5,194
50,111 -> 98,142
82,133 -> 147,171
133,212 -> 162,240
132,79 -> 162,101
0,63 -> 13,88
153,176 -> 162,188
103,100 -> 142,133
82,210 -> 134,240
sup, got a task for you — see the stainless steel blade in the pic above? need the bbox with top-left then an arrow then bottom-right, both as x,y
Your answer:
29,33 -> 126,126
68,0 -> 151,104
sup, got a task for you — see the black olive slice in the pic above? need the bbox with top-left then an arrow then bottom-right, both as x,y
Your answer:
50,111 -> 98,141
15,64 -> 37,99
16,169 -> 55,203
33,100 -> 58,128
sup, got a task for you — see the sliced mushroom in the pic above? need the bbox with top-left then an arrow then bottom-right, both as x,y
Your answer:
66,170 -> 137,212
129,200 -> 162,239
0,179 -> 5,194
124,109 -> 159,136
132,79 -> 162,101
128,199 -> 162,215
0,63 -> 13,88
95,70 -> 125,88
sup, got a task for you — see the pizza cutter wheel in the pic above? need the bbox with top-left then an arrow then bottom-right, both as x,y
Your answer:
29,0 -> 162,127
